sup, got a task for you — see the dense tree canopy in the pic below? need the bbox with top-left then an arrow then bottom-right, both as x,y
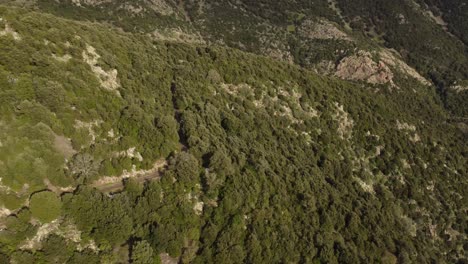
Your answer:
0,5 -> 466,264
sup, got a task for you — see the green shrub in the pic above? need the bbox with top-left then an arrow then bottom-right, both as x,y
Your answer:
29,191 -> 62,223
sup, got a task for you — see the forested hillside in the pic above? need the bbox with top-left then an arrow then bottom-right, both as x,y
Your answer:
0,4 -> 466,264
6,0 -> 467,117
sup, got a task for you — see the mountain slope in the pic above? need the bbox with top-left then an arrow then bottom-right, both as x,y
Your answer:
0,5 -> 466,264
6,0 -> 467,118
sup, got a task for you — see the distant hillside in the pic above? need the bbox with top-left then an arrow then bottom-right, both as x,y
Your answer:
4,0 -> 467,117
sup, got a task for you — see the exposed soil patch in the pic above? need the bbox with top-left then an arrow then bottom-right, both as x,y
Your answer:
53,134 -> 76,159
82,44 -> 121,95
74,119 -> 102,144
450,85 -> 468,93
21,219 -> 61,250
91,159 -> 167,193
396,120 -> 421,143
0,19 -> 21,41
115,147 -> 144,162
52,53 -> 72,62
333,102 -> 354,139
44,178 -> 74,195
160,253 -> 179,264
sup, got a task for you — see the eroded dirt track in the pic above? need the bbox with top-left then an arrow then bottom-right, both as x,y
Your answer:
91,160 -> 167,193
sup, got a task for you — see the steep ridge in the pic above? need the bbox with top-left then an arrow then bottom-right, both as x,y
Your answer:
4,0 -> 466,118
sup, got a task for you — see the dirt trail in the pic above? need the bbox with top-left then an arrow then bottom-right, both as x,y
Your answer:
91,160 -> 167,193
93,71 -> 188,193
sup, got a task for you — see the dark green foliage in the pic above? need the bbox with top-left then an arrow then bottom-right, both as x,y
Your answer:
29,191 -> 62,223
67,250 -> 100,264
0,5 -> 179,199
0,5 -> 465,264
131,240 -> 155,264
6,0 -> 467,117
0,209 -> 37,250
10,250 -> 35,264
39,235 -> 74,263
64,187 -> 133,247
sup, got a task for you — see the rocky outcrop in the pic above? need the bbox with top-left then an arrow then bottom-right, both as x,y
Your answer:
0,18 -> 21,41
334,50 -> 430,86
333,102 -> 354,139
396,120 -> 421,143
335,51 -> 394,85
82,44 -> 121,95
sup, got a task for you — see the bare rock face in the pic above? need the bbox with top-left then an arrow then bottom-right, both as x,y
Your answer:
335,51 -> 394,85
334,49 -> 431,86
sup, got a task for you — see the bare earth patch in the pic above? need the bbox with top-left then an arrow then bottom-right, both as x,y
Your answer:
396,120 -> 421,143
53,134 -> 76,159
160,253 -> 179,264
92,159 -> 167,187
333,102 -> 354,139
450,85 -> 468,93
74,119 -> 102,144
44,178 -> 74,195
21,218 -> 98,251
354,177 -> 375,194
193,201 -> 204,215
21,220 -> 61,250
0,207 -> 11,219
115,147 -> 144,162
396,120 -> 416,131
82,44 -> 121,95
52,53 -> 72,62
0,19 -> 21,41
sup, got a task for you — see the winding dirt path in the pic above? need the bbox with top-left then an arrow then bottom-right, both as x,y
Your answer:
91,159 -> 168,193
